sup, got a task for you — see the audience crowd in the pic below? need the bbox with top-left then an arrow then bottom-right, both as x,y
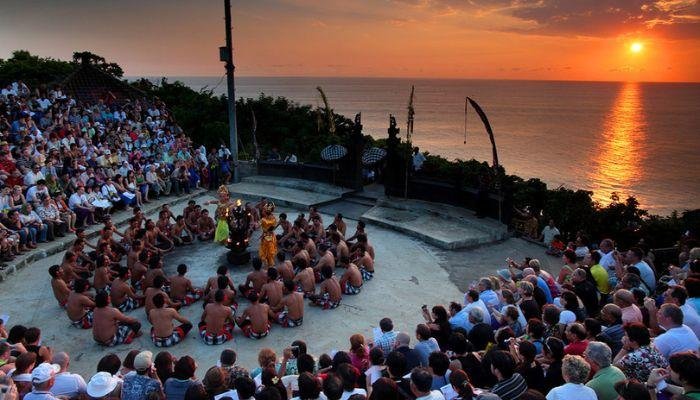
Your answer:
1,80 -> 699,400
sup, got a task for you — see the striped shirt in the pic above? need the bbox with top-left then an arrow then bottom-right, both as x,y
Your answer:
491,373 -> 528,400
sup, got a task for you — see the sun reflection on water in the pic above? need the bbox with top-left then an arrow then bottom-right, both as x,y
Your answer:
590,82 -> 647,205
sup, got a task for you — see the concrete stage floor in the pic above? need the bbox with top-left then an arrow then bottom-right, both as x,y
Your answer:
0,191 -> 557,379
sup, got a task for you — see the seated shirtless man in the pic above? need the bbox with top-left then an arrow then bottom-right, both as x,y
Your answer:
308,265 -> 342,310
126,239 -> 143,271
205,275 -> 238,314
274,251 -> 295,282
49,265 -> 70,308
145,276 -> 181,318
92,255 -> 116,294
354,243 -> 375,281
354,234 -> 375,260
92,291 -> 142,347
111,267 -> 145,312
237,257 -> 267,298
142,254 -> 169,291
338,256 -> 363,295
130,250 -> 149,292
169,264 -> 203,306
330,233 -> 349,264
199,290 -> 235,345
66,279 -> 95,329
271,280 -> 305,328
236,292 -> 271,340
149,293 -> 192,348
292,259 -> 316,298
259,268 -> 284,309
204,265 -> 235,297
197,209 -> 215,241
61,251 -> 89,285
185,204 -> 201,232
314,243 -> 335,282
170,216 -> 194,246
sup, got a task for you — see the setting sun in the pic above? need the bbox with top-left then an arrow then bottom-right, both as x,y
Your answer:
630,42 -> 644,53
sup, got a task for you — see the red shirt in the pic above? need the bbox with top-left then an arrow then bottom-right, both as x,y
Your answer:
564,340 -> 589,356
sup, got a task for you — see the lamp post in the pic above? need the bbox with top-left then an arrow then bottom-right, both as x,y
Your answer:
221,0 -> 239,183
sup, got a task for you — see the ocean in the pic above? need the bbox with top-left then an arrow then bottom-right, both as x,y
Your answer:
167,76 -> 700,215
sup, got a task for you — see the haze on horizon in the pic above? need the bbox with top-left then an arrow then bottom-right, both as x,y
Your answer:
1,0 -> 699,82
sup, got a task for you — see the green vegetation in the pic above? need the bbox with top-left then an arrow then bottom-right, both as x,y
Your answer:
1,50 -> 697,251
0,50 -> 123,87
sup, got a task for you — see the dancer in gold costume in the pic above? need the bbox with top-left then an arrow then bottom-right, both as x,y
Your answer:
258,201 -> 277,266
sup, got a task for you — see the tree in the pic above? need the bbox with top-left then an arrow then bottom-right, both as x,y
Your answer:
72,51 -> 124,78
0,50 -> 75,87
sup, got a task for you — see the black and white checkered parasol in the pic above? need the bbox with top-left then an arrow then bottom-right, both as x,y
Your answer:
362,147 -> 387,165
320,144 -> 348,161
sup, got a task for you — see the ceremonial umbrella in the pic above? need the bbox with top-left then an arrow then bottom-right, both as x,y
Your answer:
320,144 -> 348,161
362,147 -> 387,166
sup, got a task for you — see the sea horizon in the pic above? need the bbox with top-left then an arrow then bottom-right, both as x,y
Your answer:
132,76 -> 700,216
131,75 -> 700,85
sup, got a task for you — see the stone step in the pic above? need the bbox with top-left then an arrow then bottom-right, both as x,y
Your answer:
360,198 -> 508,250
242,175 -> 353,197
227,182 -> 344,211
343,196 -> 377,207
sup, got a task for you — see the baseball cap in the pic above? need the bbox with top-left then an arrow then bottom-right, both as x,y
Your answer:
87,372 -> 120,398
133,351 -> 153,371
31,362 -> 60,383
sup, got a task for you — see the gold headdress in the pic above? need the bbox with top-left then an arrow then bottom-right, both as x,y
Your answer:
217,185 -> 229,196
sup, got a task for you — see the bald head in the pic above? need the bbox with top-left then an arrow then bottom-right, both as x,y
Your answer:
396,332 -> 410,347
52,352 -> 69,371
522,268 -> 535,277
613,289 -> 634,307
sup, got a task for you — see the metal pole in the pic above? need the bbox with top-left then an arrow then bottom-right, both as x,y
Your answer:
224,0 -> 239,183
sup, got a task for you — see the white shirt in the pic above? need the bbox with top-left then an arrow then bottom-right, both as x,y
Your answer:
24,170 -> 45,186
415,391 -> 445,400
340,388 -> 366,400
413,152 -> 426,171
546,383 -> 597,400
634,261 -> 656,291
364,365 -> 385,386
598,250 -> 617,277
680,303 -> 700,338
69,193 -> 88,209
26,185 -> 49,203
653,325 -> 700,359
50,371 -> 87,397
541,226 -> 560,245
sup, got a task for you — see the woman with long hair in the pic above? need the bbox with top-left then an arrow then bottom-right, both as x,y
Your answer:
348,333 -> 369,374
449,370 -> 474,400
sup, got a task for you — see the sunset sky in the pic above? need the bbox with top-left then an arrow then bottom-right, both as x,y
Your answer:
1,0 -> 699,82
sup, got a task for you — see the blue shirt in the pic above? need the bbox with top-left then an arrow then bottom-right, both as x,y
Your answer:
415,338 -> 440,366
536,276 -> 553,304
375,331 -> 397,356
121,373 -> 162,400
24,391 -> 59,400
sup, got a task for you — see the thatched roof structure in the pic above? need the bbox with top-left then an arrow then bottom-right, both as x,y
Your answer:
61,56 -> 143,103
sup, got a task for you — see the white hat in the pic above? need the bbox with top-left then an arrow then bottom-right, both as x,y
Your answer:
87,372 -> 120,398
104,149 -> 111,155
133,350 -> 153,371
31,362 -> 60,383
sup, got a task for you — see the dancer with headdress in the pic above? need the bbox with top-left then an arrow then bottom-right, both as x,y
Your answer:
259,201 -> 277,267
205,185 -> 232,244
